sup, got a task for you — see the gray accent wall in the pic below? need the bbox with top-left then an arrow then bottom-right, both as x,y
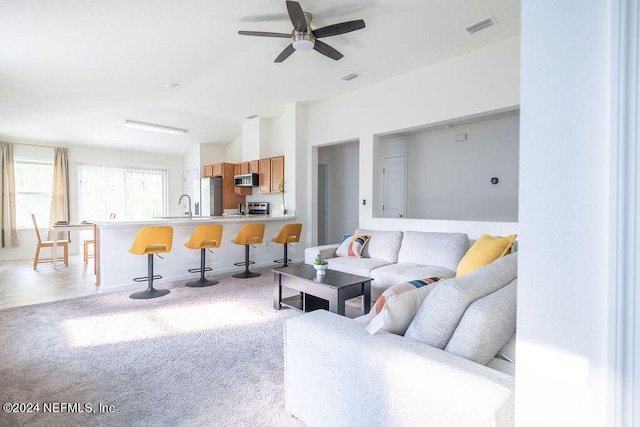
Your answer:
377,113 -> 519,222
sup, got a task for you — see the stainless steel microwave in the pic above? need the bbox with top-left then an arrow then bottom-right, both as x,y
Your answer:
234,173 -> 259,187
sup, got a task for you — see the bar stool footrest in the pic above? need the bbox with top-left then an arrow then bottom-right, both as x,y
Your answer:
234,260 -> 255,267
187,267 -> 212,274
133,274 -> 162,282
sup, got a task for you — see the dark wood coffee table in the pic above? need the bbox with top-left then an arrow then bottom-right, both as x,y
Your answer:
273,264 -> 372,316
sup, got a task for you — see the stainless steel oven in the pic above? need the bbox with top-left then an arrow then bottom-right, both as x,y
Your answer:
247,202 -> 269,215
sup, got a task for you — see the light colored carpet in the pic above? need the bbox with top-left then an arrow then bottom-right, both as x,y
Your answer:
0,267 -> 305,426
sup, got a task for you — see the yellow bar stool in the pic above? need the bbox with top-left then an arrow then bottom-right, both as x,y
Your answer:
231,222 -> 265,279
184,224 -> 223,287
129,226 -> 173,299
271,223 -> 302,267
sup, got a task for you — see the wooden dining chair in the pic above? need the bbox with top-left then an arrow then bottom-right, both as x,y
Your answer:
31,214 -> 69,270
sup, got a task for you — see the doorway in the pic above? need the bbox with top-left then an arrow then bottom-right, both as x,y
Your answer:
317,142 -> 359,244
382,155 -> 407,218
317,162 -> 329,245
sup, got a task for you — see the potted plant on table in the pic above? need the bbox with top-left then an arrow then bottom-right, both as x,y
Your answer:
313,254 -> 329,275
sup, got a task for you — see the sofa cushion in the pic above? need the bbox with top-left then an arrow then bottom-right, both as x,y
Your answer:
365,279 -> 446,336
405,253 -> 518,349
369,263 -> 455,300
456,233 -> 517,277
356,277 -> 444,325
355,228 -> 403,263
444,280 -> 517,365
335,234 -> 370,258
397,231 -> 469,272
327,256 -> 390,278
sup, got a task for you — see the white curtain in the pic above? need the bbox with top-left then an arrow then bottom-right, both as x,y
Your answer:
49,147 -> 69,240
0,143 -> 19,247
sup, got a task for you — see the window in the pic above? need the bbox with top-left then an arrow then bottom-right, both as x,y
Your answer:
78,162 -> 168,221
14,158 -> 53,228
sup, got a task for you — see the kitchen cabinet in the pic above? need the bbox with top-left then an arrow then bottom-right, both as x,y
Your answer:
211,163 -> 223,177
248,160 -> 259,173
270,156 -> 284,194
258,156 -> 285,194
204,163 -> 246,210
259,159 -> 271,194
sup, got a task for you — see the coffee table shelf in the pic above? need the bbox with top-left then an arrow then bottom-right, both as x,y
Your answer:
273,264 -> 371,316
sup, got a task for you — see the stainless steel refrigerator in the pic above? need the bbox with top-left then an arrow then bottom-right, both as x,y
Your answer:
193,176 -> 222,216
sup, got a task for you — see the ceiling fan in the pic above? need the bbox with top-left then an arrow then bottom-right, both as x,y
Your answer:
238,0 -> 366,63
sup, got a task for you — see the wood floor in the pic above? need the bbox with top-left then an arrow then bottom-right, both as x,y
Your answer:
0,255 -> 103,310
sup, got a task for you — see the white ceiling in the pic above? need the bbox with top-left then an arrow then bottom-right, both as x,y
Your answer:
0,0 -> 520,156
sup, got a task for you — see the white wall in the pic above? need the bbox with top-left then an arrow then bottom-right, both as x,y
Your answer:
377,113 -> 519,222
1,141 -> 184,261
517,1 -> 614,426
318,142 -> 360,242
307,36 -> 520,241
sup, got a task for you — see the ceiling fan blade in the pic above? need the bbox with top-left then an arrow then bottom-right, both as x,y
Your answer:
275,44 -> 296,63
313,40 -> 343,61
312,19 -> 365,38
286,1 -> 307,32
238,30 -> 291,38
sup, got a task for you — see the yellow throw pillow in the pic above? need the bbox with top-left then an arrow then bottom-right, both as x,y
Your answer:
456,233 -> 517,277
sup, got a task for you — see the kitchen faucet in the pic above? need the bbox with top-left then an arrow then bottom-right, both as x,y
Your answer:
178,194 -> 192,218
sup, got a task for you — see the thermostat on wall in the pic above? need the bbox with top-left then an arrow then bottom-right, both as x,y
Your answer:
455,133 -> 468,142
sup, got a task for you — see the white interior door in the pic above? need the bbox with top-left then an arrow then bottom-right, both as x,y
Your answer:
382,155 -> 406,218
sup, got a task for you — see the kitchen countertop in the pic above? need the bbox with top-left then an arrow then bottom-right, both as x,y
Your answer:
94,214 -> 296,229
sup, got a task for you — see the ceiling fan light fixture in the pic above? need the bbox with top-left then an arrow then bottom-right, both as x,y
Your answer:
292,32 -> 314,51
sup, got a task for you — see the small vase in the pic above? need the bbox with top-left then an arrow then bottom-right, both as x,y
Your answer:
314,264 -> 328,275
281,203 -> 288,216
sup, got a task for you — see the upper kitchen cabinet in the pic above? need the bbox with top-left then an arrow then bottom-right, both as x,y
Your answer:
205,163 -> 222,177
248,160 -> 259,174
270,156 -> 284,194
258,159 -> 271,194
259,156 -> 284,194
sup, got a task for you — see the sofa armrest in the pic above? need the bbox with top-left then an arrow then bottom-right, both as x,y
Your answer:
285,310 -> 514,427
304,244 -> 339,264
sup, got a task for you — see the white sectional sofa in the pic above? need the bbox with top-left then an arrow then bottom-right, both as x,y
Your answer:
285,253 -> 518,427
304,228 -> 470,300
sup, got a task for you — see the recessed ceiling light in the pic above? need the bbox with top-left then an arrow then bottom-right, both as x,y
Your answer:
124,120 -> 187,135
165,83 -> 179,88
466,16 -> 496,34
340,72 -> 360,82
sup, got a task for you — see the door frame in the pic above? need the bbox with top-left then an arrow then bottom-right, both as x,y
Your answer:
317,162 -> 330,246
382,154 -> 407,219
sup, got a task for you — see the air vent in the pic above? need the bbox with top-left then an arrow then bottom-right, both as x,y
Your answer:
245,114 -> 259,120
466,17 -> 495,34
340,72 -> 360,82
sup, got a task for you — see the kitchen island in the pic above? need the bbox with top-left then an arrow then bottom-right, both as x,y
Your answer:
95,215 -> 298,289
